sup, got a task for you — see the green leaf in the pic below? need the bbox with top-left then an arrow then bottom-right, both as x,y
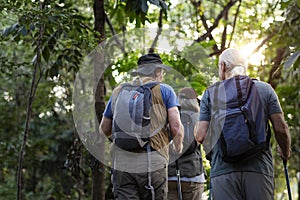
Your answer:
63,55 -> 72,62
48,36 -> 56,52
284,51 -> 300,69
19,26 -> 27,36
30,23 -> 35,31
2,23 -> 19,37
141,0 -> 148,13
129,12 -> 135,22
159,0 -> 168,10
42,46 -> 50,62
136,17 -> 141,27
149,0 -> 159,6
12,33 -> 20,42
49,64 -> 59,78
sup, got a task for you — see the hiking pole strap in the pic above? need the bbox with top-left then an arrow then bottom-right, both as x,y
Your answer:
235,76 -> 244,106
145,143 -> 155,200
169,107 -> 182,200
283,160 -> 293,200
175,160 -> 183,200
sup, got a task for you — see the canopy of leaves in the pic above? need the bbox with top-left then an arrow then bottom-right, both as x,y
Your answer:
0,0 -> 299,199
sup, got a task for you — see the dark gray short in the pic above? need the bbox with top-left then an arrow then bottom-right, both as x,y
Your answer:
211,172 -> 274,200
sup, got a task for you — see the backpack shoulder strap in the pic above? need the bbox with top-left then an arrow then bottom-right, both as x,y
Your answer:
149,83 -> 170,159
111,84 -> 124,112
149,83 -> 163,105
143,81 -> 159,89
235,75 -> 253,106
180,110 -> 195,122
111,81 -> 141,114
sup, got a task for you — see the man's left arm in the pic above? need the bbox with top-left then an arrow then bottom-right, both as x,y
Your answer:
168,106 -> 184,154
161,84 -> 183,153
266,84 -> 291,161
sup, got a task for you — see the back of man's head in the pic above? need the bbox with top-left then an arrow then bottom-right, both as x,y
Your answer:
219,48 -> 248,77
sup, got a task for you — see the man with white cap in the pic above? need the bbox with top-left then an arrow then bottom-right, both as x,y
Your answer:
100,53 -> 184,200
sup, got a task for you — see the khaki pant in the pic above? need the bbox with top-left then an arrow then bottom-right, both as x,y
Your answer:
168,181 -> 205,200
113,167 -> 168,200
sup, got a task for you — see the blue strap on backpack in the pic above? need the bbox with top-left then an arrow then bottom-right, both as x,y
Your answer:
208,75 -> 271,163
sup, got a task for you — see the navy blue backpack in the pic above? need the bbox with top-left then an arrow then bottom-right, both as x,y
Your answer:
207,75 -> 271,163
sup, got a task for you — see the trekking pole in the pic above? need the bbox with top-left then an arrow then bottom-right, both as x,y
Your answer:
283,159 -> 292,200
175,159 -> 183,200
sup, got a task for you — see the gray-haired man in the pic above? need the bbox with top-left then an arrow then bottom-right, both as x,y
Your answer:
194,48 -> 291,200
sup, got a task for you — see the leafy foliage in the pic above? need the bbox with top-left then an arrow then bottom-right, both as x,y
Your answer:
0,0 -> 95,198
0,0 -> 299,199
122,0 -> 167,26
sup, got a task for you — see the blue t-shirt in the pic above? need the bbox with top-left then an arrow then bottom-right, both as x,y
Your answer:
103,83 -> 179,119
199,79 -> 282,178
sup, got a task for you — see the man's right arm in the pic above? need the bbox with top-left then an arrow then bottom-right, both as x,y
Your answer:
269,113 -> 291,161
194,121 -> 209,144
194,90 -> 210,144
99,95 -> 113,138
168,106 -> 184,154
99,116 -> 112,137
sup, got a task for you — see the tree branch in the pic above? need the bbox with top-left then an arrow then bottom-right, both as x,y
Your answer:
268,47 -> 288,88
17,7 -> 45,200
193,1 -> 219,54
228,0 -> 242,47
250,33 -> 275,56
221,10 -> 228,50
191,0 -> 201,33
195,0 -> 238,43
105,13 -> 126,54
149,9 -> 163,53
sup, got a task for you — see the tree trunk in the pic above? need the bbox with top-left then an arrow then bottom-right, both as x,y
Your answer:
92,0 -> 106,200
268,48 -> 287,89
16,7 -> 45,198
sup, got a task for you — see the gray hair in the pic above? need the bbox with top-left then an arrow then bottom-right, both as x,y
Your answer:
138,68 -> 162,78
219,48 -> 248,78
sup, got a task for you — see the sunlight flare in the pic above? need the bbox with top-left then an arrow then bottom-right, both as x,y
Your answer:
240,42 -> 265,66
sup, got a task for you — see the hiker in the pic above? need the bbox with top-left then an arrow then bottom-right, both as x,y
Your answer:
99,53 -> 184,200
194,48 -> 291,200
168,87 -> 206,200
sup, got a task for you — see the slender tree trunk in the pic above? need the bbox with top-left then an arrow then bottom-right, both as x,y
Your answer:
94,0 -> 106,43
17,2 -> 45,197
268,48 -> 287,89
92,0 -> 106,200
16,18 -> 44,200
149,9 -> 163,53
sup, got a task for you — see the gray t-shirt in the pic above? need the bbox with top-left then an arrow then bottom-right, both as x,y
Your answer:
199,79 -> 283,178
